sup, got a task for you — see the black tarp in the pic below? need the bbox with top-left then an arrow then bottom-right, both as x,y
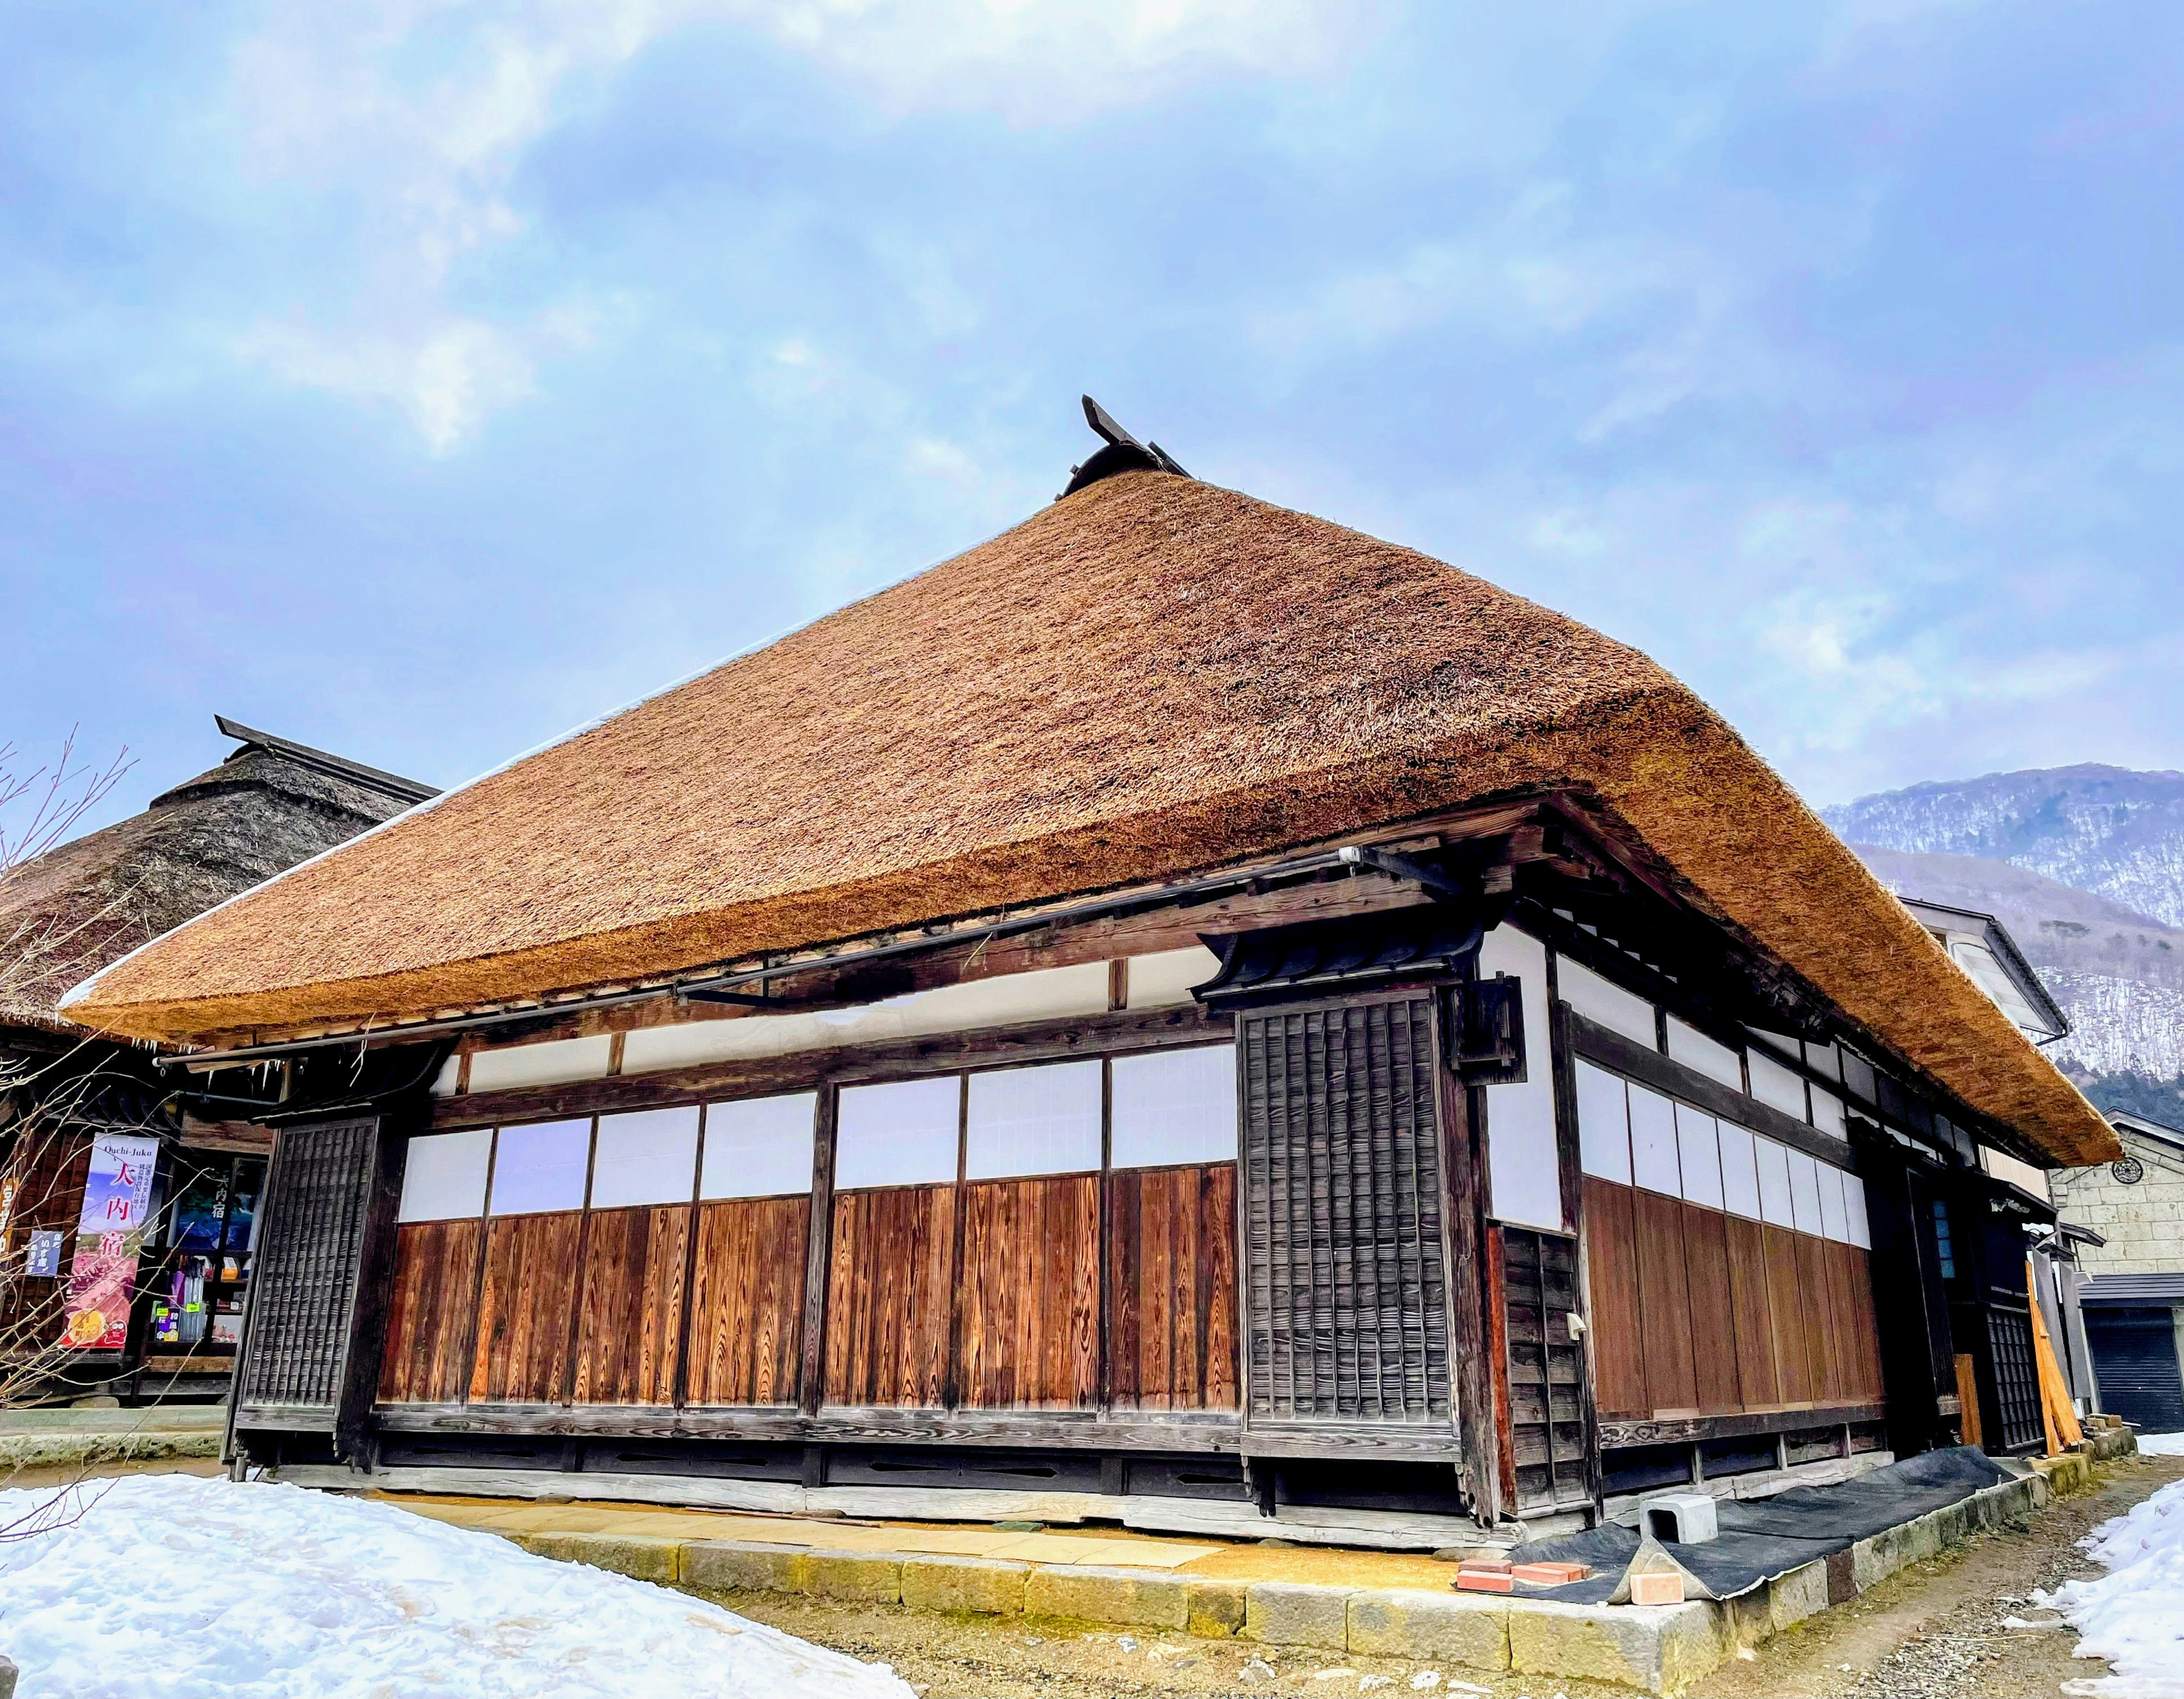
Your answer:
1500,1447 -> 2008,1603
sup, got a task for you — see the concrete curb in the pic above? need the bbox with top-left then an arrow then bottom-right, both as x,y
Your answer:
486,1465 -> 2066,1694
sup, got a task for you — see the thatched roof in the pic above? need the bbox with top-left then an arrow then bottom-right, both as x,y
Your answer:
3,724 -> 432,1035
61,472 -> 2117,1165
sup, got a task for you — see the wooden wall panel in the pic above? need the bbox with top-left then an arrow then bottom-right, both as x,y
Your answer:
571,1204 -> 690,1407
1859,1245 -> 1884,1399
470,1211 -> 584,1404
1583,1174 -> 1891,1424
823,1185 -> 956,1408
958,1174 -> 1101,1410
1722,1214 -> 1779,1410
1108,1163 -> 1238,1410
1761,1224 -> 1812,1406
1795,1233 -> 1838,1402
1581,1177 -> 1647,1419
1825,1240 -> 1883,1403
1631,1188 -> 1699,1414
1680,1203 -> 1742,1415
377,1219 -> 482,1403
687,1196 -> 809,1407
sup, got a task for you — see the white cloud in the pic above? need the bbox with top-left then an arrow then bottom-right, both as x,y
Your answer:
241,313 -> 592,453
221,0 -> 1375,448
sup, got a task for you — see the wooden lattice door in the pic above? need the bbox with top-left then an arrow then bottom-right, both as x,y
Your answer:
1236,993 -> 1456,1439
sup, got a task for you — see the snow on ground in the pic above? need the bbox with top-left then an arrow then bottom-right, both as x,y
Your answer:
2136,1431 -> 2184,1458
0,1473 -> 914,1699
2047,1473 -> 2184,1697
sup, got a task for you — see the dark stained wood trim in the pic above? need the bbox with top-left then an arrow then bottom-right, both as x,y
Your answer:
432,1006 -> 1230,1130
1486,1226 -> 1517,1510
1441,1058 -> 1495,1524
560,1115 -> 602,1407
1545,994 -> 1603,1510
797,1087 -> 838,1416
942,1071 -> 970,1410
335,1114 -> 408,1461
369,1401 -> 1243,1453
672,1105 -> 707,1408
1098,1058 -> 1115,1414
1568,1013 -> 1855,1167
1596,1401 -> 1884,1449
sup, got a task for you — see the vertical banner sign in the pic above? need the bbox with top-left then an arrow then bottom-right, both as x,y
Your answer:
61,1134 -> 160,1350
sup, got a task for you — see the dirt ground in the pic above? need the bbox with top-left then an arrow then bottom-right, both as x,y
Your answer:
706,1453 -> 2184,1699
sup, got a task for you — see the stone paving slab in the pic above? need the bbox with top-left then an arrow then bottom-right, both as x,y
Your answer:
388,1494 -> 1221,1568
371,1458 -> 2077,1694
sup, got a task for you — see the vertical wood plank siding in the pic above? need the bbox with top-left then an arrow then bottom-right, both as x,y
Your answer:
1723,1215 -> 1780,1408
1631,1188 -> 1699,1413
1680,1203 -> 1742,1414
572,1204 -> 690,1406
1240,997 -> 1451,1424
377,1219 -> 483,1403
686,1196 -> 810,1406
824,1184 -> 957,1407
239,1119 -> 379,1410
1582,1174 -> 1885,1420
469,1211 -> 585,1404
1580,1177 -> 1647,1419
1107,1163 -> 1239,1409
957,1175 -> 1101,1408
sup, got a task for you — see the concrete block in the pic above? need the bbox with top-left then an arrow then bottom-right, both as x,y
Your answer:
1025,1565 -> 1188,1630
1929,1500 -> 1968,1549
1507,1597 -> 1723,1695
1769,1561 -> 1830,1631
519,1531 -> 681,1584
902,1555 -> 1029,1616
1346,1590 -> 1509,1671
1641,1493 -> 1719,1545
1186,1578 -> 1247,1638
797,1549 -> 903,1605
682,1540 -> 803,1594
1244,1582 -> 1350,1648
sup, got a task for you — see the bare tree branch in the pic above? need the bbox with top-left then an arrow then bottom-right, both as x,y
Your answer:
0,730 -> 134,878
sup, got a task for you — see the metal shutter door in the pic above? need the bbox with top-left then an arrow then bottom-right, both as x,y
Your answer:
2086,1307 -> 2184,1435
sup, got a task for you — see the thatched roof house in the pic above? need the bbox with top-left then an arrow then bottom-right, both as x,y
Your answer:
5,720 -> 434,1036
66,476 -> 2112,1168
57,421 -> 2123,1518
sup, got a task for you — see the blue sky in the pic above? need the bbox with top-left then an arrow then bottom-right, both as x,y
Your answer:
6,0 -> 2181,834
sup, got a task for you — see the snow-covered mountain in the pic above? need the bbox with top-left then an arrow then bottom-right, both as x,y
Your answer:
1828,767 -> 2184,1126
1824,765 -> 2184,929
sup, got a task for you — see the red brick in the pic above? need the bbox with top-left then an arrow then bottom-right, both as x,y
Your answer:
1455,1571 -> 1515,1594
1629,1570 -> 1685,1606
1511,1562 -> 1590,1586
1457,1559 -> 1512,1574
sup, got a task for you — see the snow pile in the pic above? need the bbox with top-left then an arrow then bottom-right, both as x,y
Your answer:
2048,1475 -> 2184,1697
2137,1431 -> 2184,1458
0,1474 -> 913,1699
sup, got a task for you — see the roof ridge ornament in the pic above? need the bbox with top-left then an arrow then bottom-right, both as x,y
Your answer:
1060,394 -> 1191,498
